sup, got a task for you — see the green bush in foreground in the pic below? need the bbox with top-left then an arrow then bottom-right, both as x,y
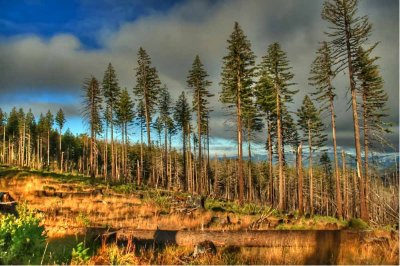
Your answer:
0,204 -> 46,264
71,242 -> 90,265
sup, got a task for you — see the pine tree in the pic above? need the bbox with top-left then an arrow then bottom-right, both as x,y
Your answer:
174,91 -> 192,190
297,95 -> 327,215
25,109 -> 36,167
102,63 -> 120,180
159,84 -> 172,188
45,110 -> 54,169
134,47 -> 161,147
187,55 -> 213,194
322,0 -> 374,221
37,113 -> 45,166
242,101 -> 263,201
309,41 -> 343,218
259,42 -> 296,211
116,88 -> 135,179
17,108 -> 26,166
55,108 -> 66,172
220,22 -> 256,204
135,99 -> 146,184
354,46 -> 390,212
272,106 -> 299,164
153,117 -> 163,147
82,76 -> 103,179
255,67 -> 276,205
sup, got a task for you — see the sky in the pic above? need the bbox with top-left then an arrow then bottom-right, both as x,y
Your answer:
0,0 -> 398,157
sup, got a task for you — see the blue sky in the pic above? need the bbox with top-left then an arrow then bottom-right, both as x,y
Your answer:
0,0 -> 185,48
0,0 -> 398,156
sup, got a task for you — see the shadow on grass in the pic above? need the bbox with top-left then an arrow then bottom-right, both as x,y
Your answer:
0,165 -> 105,186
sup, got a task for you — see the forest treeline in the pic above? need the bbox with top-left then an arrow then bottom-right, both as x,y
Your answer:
0,0 -> 397,224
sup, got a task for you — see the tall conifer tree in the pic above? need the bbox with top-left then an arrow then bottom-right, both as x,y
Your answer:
322,0 -> 374,221
187,55 -> 213,194
56,108 -> 66,172
134,47 -> 161,147
174,91 -> 192,190
354,46 -> 390,210
297,95 -> 327,215
102,63 -> 120,180
82,76 -> 102,179
220,22 -> 256,204
45,110 -> 54,169
116,88 -> 135,179
259,42 -> 296,211
309,41 -> 343,218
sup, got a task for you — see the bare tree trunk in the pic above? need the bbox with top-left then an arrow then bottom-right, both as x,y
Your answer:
182,128 -> 187,191
47,129 -> 50,170
104,121 -> 108,179
197,87 -> 203,195
236,74 -> 244,205
164,125 -> 168,188
276,91 -> 285,211
90,135 -> 95,179
144,99 -> 151,147
22,121 -> 26,166
342,150 -> 349,219
40,137 -> 43,167
188,124 -> 192,193
213,155 -> 218,196
329,95 -> 342,219
298,143 -> 303,216
27,130 -> 31,167
344,15 -> 367,221
352,170 -> 358,218
59,127 -> 63,172
111,109 -> 115,182
2,126 -> 5,164
140,121 -> 144,184
207,117 -> 211,194
137,160 -> 141,185
308,120 -> 314,216
125,122 -> 129,181
247,122 -> 252,201
37,136 -> 40,168
267,119 -> 274,206
362,92 -> 370,217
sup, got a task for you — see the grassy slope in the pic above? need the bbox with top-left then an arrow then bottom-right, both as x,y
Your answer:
1,166 -> 398,265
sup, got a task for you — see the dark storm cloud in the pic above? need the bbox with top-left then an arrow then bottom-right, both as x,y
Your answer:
0,0 -> 398,151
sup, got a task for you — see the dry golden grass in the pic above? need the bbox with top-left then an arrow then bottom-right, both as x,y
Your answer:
0,173 -> 262,238
88,234 -> 399,265
1,170 -> 399,265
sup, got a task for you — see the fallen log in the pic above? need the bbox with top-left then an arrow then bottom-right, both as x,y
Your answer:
111,229 -> 386,247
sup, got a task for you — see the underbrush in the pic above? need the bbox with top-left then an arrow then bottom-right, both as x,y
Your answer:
89,243 -> 249,265
347,218 -> 370,230
205,198 -> 274,215
0,204 -> 46,264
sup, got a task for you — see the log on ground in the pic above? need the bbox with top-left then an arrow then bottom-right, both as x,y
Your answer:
112,229 -> 381,247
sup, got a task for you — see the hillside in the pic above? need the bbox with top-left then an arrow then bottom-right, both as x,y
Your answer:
0,167 -> 398,264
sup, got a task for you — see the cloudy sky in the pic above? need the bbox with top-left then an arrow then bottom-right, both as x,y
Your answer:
0,0 -> 398,156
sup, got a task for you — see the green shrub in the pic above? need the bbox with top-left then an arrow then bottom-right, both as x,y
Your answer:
154,195 -> 172,211
71,242 -> 90,264
347,218 -> 369,230
206,199 -> 268,215
0,204 -> 46,264
113,183 -> 136,194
